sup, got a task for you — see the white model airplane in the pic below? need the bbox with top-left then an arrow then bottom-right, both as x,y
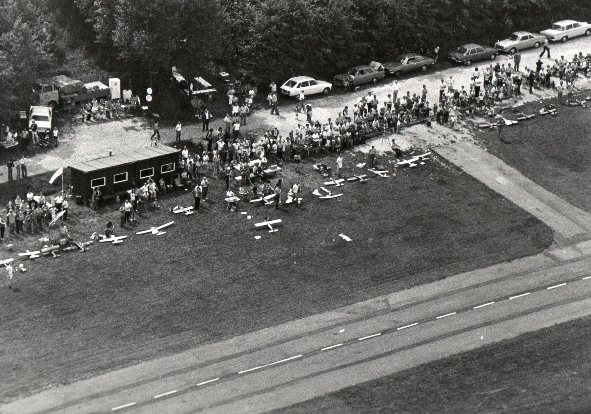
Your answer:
254,218 -> 282,233
99,235 -> 128,245
136,221 -> 175,236
346,174 -> 368,183
497,116 -> 519,126
49,210 -> 66,226
41,245 -> 60,256
324,178 -> 345,187
339,233 -> 352,242
19,250 -> 41,259
516,113 -> 536,121
250,194 -> 277,205
539,107 -> 557,115
0,258 -> 14,266
478,121 -> 499,129
312,187 -> 343,199
397,153 -> 431,168
172,206 -> 194,215
264,165 -> 282,175
368,168 -> 390,178
225,196 -> 241,203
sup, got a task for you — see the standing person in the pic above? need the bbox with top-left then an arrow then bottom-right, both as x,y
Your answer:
336,154 -> 343,177
306,104 -> 313,123
6,160 -> 14,181
119,203 -> 126,228
434,45 -> 440,63
514,51 -> 521,72
175,121 -> 182,143
393,80 -> 400,102
296,90 -> 305,113
239,103 -> 248,125
150,120 -> 160,145
539,38 -> 550,59
528,70 -> 535,94
4,262 -> 13,290
368,146 -> 377,168
20,157 -> 27,178
421,85 -> 428,101
62,197 -> 69,221
200,176 -> 208,200
193,183 -> 202,210
30,120 -> 38,145
270,93 -> 279,115
269,81 -> 277,95
15,159 -> 20,180
0,214 -> 5,240
202,108 -> 211,132
274,182 -> 281,210
52,127 -> 59,147
124,199 -> 132,224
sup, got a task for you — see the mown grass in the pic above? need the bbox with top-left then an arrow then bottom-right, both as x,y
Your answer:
278,315 -> 591,414
0,152 -> 552,402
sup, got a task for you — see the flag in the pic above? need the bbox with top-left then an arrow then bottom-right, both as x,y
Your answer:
49,167 -> 63,184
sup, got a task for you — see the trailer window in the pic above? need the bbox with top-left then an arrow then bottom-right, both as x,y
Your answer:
139,167 -> 154,179
161,163 -> 175,174
113,172 -> 128,184
90,177 -> 106,188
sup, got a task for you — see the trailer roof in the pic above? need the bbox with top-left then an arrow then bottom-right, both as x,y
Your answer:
69,146 -> 180,173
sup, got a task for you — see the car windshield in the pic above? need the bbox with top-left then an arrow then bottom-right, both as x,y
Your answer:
347,69 -> 357,75
458,46 -> 468,54
32,115 -> 49,122
551,24 -> 564,31
401,57 -> 409,64
509,34 -> 520,41
284,80 -> 297,88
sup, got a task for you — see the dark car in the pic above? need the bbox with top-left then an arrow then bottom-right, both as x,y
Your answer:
383,53 -> 435,77
333,61 -> 385,88
448,43 -> 497,66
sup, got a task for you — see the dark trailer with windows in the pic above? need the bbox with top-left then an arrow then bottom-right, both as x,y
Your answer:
69,146 -> 180,204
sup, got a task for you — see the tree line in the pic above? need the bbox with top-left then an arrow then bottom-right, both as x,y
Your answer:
1,0 -> 590,121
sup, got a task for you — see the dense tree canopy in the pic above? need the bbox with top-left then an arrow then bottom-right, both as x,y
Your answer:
1,0 -> 591,121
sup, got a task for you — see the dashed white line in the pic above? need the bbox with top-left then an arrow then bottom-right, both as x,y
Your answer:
473,302 -> 495,309
583,276 -> 591,280
238,355 -> 303,374
238,365 -> 264,374
197,377 -> 220,386
358,333 -> 382,341
509,292 -> 531,300
397,322 -> 419,331
153,390 -> 178,399
112,402 -> 136,411
321,343 -> 343,351
436,312 -> 456,319
547,283 -> 566,290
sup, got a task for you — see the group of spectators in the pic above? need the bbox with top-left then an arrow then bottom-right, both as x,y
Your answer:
0,191 -> 68,241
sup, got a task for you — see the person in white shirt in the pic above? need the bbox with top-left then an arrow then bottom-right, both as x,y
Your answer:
175,121 -> 182,143
393,80 -> 400,102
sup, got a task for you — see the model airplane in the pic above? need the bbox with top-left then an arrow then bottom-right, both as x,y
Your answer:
225,196 -> 241,203
339,233 -> 352,242
136,221 -> 174,236
397,153 -> 431,168
516,113 -> 536,121
172,206 -> 194,215
18,250 -> 41,259
368,168 -> 390,178
0,258 -> 14,266
324,178 -> 345,187
346,174 -> 368,183
478,121 -> 499,129
99,235 -> 128,245
497,116 -> 519,126
254,218 -> 282,233
49,210 -> 66,226
312,187 -> 343,199
41,245 -> 60,256
250,194 -> 277,205
539,107 -> 557,115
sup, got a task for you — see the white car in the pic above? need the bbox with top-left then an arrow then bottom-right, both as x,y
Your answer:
280,76 -> 332,97
540,20 -> 591,42
29,105 -> 52,134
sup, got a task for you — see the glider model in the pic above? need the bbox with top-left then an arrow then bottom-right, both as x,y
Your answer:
136,221 -> 175,236
254,218 -> 282,233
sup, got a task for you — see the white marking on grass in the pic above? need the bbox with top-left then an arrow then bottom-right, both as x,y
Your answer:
547,283 -> 566,290
509,292 -> 531,300
238,355 -> 303,374
112,402 -> 136,411
358,333 -> 382,341
153,390 -> 178,399
436,312 -> 456,319
473,302 -> 495,309
321,343 -> 343,351
583,276 -> 591,280
197,378 -> 220,386
397,322 -> 419,331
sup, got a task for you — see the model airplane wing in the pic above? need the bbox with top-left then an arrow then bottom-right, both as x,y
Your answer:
49,210 -> 66,226
136,221 -> 175,235
19,250 -> 41,257
0,258 -> 14,266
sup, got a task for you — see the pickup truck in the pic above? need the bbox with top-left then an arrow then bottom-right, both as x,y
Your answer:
35,75 -> 111,109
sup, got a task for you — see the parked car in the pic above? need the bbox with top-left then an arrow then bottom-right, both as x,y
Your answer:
333,62 -> 385,88
383,53 -> 435,77
448,43 -> 497,65
540,20 -> 591,42
495,31 -> 547,53
28,105 -> 52,134
280,76 -> 332,97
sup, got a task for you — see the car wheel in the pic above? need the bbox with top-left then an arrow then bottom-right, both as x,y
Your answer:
490,54 -> 496,60
421,65 -> 427,72
562,36 -> 568,43
534,41 -> 541,48
510,47 -> 517,54
586,29 -> 591,36
323,87 -> 330,95
372,78 -> 378,84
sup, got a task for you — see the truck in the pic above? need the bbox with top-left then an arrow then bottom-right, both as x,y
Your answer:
29,106 -> 52,134
34,75 -> 111,110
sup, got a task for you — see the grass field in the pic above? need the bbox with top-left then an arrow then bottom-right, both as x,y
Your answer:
0,152 -> 552,402
277,315 -> 591,414
476,95 -> 591,214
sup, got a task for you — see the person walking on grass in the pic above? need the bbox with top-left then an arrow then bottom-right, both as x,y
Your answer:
193,183 -> 202,210
539,38 -> 550,59
270,93 -> 279,115
4,262 -> 13,290
336,154 -> 343,177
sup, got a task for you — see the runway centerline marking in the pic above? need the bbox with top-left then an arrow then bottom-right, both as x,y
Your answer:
473,302 -> 495,309
436,312 -> 456,319
153,390 -> 177,399
583,276 -> 591,280
358,333 -> 382,341
239,355 -> 303,374
547,283 -> 566,290
112,402 -> 136,411
197,378 -> 220,386
321,343 -> 343,351
397,322 -> 419,331
509,292 -> 531,300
